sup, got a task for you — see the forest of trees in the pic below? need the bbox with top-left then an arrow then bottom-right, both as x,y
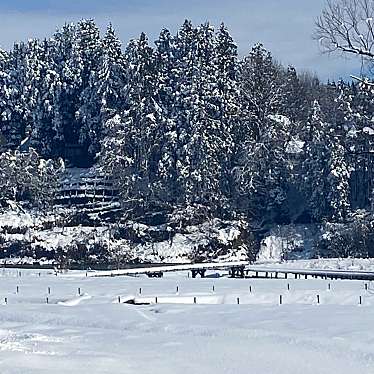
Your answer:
0,13 -> 374,258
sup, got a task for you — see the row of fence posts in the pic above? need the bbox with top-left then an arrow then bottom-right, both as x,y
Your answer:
2,282 -> 370,305
2,271 -> 48,278
115,282 -> 370,305
278,293 -> 361,305
129,282 -> 368,295
3,286 -> 83,304
12,286 -> 81,295
115,293 -> 364,305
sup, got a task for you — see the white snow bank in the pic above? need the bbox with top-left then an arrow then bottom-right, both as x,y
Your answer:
57,294 -> 92,306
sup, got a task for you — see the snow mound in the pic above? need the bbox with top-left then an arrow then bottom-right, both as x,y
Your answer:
57,293 -> 92,306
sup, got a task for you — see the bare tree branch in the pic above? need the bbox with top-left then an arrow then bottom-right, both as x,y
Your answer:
351,74 -> 374,84
315,0 -> 374,63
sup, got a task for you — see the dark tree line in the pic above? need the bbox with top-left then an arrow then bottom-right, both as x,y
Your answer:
0,18 -> 374,230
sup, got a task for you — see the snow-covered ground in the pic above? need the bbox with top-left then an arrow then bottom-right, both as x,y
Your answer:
0,268 -> 374,373
257,224 -> 319,262
0,207 -> 247,264
257,258 -> 374,272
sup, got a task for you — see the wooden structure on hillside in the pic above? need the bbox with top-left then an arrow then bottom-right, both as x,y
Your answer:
55,169 -> 119,207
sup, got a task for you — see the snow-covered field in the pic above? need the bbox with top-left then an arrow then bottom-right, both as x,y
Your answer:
257,258 -> 374,272
0,269 -> 374,373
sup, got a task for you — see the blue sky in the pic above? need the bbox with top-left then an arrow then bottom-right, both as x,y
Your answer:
0,0 -> 360,80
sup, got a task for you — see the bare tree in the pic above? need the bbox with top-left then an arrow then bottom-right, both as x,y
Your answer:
315,0 -> 374,64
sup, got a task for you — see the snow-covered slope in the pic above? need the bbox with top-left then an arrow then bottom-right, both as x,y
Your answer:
0,207 -> 248,264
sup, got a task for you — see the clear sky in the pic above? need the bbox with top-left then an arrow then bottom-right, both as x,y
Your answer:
0,0 -> 360,81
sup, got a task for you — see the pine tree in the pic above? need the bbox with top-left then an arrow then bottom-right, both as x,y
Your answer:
328,142 -> 351,222
75,19 -> 103,159
99,24 -> 126,119
100,32 -> 163,209
154,28 -> 181,203
79,23 -> 126,157
0,49 -> 13,148
57,24 -> 84,152
281,65 -> 309,124
337,81 -> 374,210
28,39 -> 63,157
171,22 -> 236,212
213,23 -> 240,201
235,44 -> 289,219
4,42 -> 29,148
302,100 -> 331,221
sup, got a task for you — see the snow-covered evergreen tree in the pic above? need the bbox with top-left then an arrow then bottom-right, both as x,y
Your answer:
0,49 -> 13,148
78,23 -> 126,157
302,100 -> 331,221
3,42 -> 29,148
27,39 -> 63,157
337,81 -> 374,210
328,142 -> 351,222
75,19 -> 102,158
100,32 -> 163,209
235,44 -> 290,219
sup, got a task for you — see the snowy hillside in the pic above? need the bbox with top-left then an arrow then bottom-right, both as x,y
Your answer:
0,206 -> 248,265
1,18 -> 374,265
